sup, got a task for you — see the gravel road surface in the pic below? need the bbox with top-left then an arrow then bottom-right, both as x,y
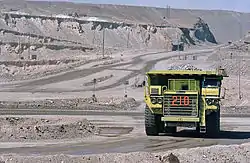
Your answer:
0,112 -> 249,163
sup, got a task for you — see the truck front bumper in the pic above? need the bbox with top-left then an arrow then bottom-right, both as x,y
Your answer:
161,117 -> 200,122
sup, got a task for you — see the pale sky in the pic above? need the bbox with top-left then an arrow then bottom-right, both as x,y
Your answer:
34,0 -> 250,13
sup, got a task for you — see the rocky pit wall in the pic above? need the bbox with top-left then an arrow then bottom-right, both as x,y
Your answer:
0,10 -> 217,82
0,12 -> 217,60
1,1 -> 249,42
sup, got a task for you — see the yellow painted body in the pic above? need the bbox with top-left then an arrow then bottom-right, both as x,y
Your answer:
144,95 -> 162,114
147,70 -> 222,75
146,69 -> 228,78
202,88 -> 220,110
202,88 -> 219,96
161,117 -> 200,122
144,69 -> 228,128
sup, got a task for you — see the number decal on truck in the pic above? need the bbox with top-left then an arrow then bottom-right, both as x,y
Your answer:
171,96 -> 178,106
183,96 -> 190,106
171,96 -> 190,106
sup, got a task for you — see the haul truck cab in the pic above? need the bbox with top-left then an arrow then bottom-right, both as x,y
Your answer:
144,68 -> 228,136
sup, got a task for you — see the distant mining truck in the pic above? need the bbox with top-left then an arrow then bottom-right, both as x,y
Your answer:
171,41 -> 184,51
144,68 -> 228,136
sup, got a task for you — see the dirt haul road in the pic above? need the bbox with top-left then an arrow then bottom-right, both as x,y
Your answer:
0,46 -> 250,161
0,47 -> 218,101
0,111 -> 249,156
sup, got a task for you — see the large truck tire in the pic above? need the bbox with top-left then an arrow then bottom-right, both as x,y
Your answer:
206,111 -> 220,137
145,105 -> 163,136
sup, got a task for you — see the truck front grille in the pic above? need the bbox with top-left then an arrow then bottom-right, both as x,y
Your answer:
163,94 -> 198,116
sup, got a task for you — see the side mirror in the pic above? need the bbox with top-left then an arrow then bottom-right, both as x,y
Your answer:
142,81 -> 146,86
162,86 -> 168,92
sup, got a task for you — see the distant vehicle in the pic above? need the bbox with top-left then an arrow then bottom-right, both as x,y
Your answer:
144,68 -> 228,136
171,41 -> 184,51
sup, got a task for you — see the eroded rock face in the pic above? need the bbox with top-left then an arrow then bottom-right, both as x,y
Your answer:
0,9 -> 218,56
178,17 -> 217,46
194,17 -> 217,44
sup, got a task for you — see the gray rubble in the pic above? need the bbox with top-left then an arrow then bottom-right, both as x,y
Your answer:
0,117 -> 99,142
168,64 -> 202,70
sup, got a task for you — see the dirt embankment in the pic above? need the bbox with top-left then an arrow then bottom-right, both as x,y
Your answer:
0,97 -> 140,111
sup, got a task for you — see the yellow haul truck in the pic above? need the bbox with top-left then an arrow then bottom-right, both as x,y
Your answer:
144,68 -> 228,136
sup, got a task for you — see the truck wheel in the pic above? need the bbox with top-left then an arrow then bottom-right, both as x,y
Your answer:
145,105 -> 161,136
156,115 -> 165,134
206,111 -> 220,137
196,125 -> 200,133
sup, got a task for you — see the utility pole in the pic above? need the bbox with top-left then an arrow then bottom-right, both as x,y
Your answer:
238,57 -> 241,99
92,30 -> 96,45
238,21 -> 242,99
18,37 -> 20,55
166,5 -> 168,19
124,80 -> 129,97
127,28 -> 131,48
93,78 -> 96,97
92,78 -> 97,102
28,33 -> 31,59
168,5 -> 171,19
176,32 -> 180,59
102,28 -> 105,58
176,32 -> 180,55
166,5 -> 170,19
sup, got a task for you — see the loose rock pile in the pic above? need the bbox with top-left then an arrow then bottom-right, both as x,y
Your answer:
0,117 -> 99,142
168,64 -> 202,70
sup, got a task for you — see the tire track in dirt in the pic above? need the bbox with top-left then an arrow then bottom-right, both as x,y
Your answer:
28,50 -> 212,93
0,115 -> 249,156
0,109 -> 249,117
0,51 -> 166,91
0,49 -> 213,92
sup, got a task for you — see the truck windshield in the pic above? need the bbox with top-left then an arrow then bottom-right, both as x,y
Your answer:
204,79 -> 219,87
149,75 -> 168,85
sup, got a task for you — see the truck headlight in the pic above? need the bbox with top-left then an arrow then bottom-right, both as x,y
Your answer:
212,99 -> 219,105
151,98 -> 157,104
157,97 -> 163,104
206,99 -> 212,105
206,98 -> 219,105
